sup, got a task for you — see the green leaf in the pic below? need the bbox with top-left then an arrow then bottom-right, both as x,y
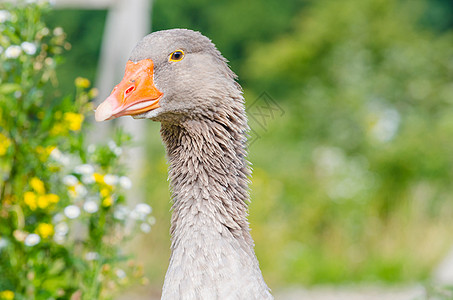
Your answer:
0,84 -> 21,94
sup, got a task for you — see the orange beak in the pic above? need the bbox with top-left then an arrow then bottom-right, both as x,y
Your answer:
95,59 -> 163,122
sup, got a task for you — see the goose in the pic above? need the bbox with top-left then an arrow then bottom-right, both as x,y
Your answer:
95,29 -> 273,300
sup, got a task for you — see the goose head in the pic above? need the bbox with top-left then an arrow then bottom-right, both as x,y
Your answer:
95,29 -> 238,123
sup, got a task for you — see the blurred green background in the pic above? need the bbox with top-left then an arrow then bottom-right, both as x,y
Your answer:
45,0 -> 453,291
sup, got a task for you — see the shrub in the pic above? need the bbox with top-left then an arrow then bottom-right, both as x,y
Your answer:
0,2 -> 153,299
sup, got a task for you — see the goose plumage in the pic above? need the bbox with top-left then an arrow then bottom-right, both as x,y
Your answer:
95,29 -> 272,300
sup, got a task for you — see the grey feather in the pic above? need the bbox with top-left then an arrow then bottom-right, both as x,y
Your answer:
130,29 -> 273,300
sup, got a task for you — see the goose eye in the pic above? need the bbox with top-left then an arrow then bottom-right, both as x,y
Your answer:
169,50 -> 185,62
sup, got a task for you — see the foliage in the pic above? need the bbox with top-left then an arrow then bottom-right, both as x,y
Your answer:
9,0 -> 453,291
152,0 -> 307,70
244,0 -> 453,285
43,9 -> 107,97
0,2 -> 153,299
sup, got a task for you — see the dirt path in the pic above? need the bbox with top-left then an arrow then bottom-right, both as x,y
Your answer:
117,285 -> 426,300
274,285 -> 425,300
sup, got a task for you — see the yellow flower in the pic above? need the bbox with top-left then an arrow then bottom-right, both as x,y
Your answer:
0,133 -> 12,156
50,123 -> 65,136
36,146 -> 45,154
30,177 -> 45,194
0,290 -> 14,300
100,188 -> 110,198
89,88 -> 99,98
46,193 -> 59,204
47,146 -> 56,154
68,185 -> 76,198
24,192 -> 37,210
37,196 -> 50,209
63,112 -> 84,131
2,195 -> 15,205
37,194 -> 59,209
36,146 -> 56,162
36,223 -> 54,239
102,196 -> 113,207
75,77 -> 91,88
93,173 -> 104,184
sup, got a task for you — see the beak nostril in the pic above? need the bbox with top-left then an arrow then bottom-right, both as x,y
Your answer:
125,86 -> 135,97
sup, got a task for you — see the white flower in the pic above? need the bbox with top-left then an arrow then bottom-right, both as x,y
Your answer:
0,10 -> 11,23
5,45 -> 22,59
24,234 -> 40,246
53,26 -> 64,36
130,203 -> 151,221
115,268 -> 126,279
140,223 -> 151,233
87,144 -> 96,153
53,234 -> 65,244
53,213 -> 64,223
147,216 -> 156,226
104,174 -> 118,186
108,140 -> 117,151
81,175 -> 95,184
50,148 -> 70,165
114,147 -> 123,156
75,184 -> 87,197
114,205 -> 129,220
64,205 -> 80,219
74,164 -> 94,175
108,140 -> 123,156
129,210 -> 140,220
68,183 -> 87,199
55,222 -> 69,236
63,175 -> 78,186
119,176 -> 132,189
83,201 -> 98,214
0,238 -> 8,249
40,27 -> 50,36
135,203 -> 152,215
85,251 -> 99,261
21,42 -> 37,55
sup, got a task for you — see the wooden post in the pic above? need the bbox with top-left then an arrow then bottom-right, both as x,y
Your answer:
97,0 -> 151,204
55,0 -> 151,204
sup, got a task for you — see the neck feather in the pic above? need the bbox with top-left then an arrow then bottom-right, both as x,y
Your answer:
159,97 -> 272,299
164,110 -> 252,245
